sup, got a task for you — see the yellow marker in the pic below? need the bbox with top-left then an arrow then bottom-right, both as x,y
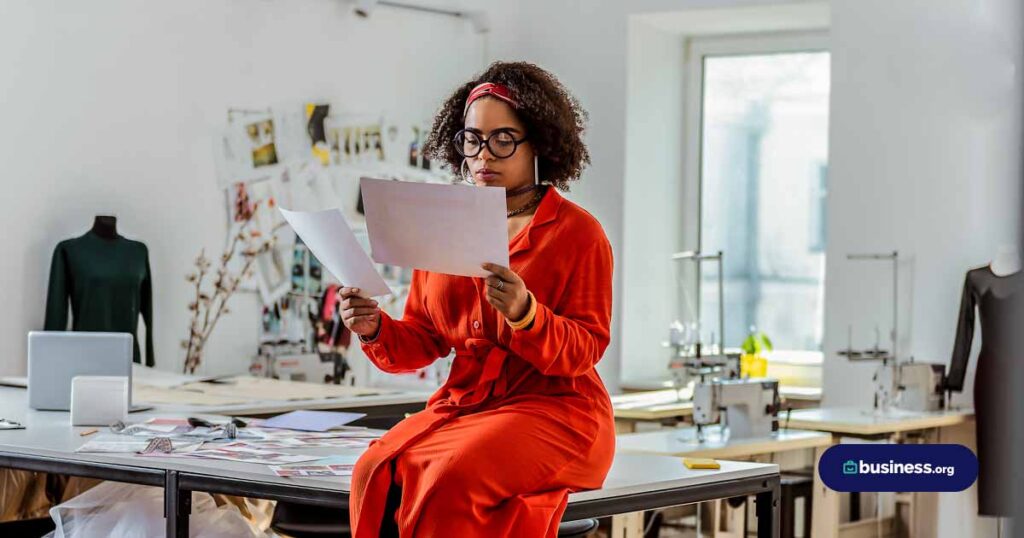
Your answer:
683,457 -> 721,470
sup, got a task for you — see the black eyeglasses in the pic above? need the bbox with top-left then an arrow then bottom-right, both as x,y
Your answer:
453,129 -> 528,159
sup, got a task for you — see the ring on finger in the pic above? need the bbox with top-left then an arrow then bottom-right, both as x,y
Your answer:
496,279 -> 504,291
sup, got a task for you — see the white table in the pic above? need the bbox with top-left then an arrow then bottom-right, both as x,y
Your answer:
617,426 -> 832,460
0,400 -> 781,537
618,426 -> 831,537
612,387 -> 823,433
0,380 -> 431,420
783,406 -> 975,538
783,406 -> 974,438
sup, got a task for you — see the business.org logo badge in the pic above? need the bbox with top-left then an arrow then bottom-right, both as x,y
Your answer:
820,444 -> 977,492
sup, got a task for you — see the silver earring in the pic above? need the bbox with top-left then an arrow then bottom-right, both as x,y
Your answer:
461,159 -> 475,185
534,156 -> 539,185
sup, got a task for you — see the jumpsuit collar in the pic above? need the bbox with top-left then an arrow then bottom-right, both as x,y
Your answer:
510,187 -> 562,256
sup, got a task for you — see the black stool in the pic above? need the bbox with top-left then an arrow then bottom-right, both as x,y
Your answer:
558,518 -> 599,537
271,502 -> 351,538
270,502 -> 598,537
780,472 -> 813,538
0,516 -> 56,537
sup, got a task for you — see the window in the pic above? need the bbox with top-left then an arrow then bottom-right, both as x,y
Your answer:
686,34 -> 830,352
809,163 -> 827,253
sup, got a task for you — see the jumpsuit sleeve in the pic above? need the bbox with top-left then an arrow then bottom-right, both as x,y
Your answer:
360,270 -> 450,373
508,237 -> 613,377
44,243 -> 70,331
945,272 -> 976,392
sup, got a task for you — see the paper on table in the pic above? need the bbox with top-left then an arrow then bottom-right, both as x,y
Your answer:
131,364 -> 214,388
132,385 -> 250,406
76,435 -> 200,455
185,446 -> 321,465
184,376 -> 382,401
360,178 -> 509,278
262,410 -> 366,432
270,454 -> 360,477
279,207 -> 392,297
76,434 -> 153,453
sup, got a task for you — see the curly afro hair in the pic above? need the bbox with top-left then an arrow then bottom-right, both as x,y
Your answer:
423,61 -> 590,192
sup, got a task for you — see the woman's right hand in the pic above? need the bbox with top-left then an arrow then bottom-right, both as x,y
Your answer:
338,287 -> 381,338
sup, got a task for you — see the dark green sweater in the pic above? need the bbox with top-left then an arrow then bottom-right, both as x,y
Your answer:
44,231 -> 154,366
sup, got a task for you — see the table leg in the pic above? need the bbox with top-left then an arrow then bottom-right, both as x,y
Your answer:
755,479 -> 780,538
611,511 -> 645,538
614,419 -> 637,434
164,471 -> 190,538
812,440 -> 840,537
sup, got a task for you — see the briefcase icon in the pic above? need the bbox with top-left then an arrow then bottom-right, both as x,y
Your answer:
843,460 -> 858,475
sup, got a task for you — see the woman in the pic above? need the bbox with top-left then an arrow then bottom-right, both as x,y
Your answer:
341,61 -> 615,537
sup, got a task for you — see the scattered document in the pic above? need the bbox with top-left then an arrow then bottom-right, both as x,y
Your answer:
280,207 -> 392,297
76,435 -> 200,455
270,464 -> 354,478
76,434 -> 157,453
262,410 -> 366,432
271,455 -> 359,478
360,178 -> 509,278
221,437 -> 370,450
131,365 -> 206,388
185,446 -> 321,465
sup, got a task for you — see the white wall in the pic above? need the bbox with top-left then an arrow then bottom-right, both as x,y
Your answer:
825,0 -> 1022,408
0,0 -> 485,376
825,2 -> 1020,534
619,18 -> 687,382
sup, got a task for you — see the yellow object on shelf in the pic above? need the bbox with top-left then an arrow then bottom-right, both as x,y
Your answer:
740,353 -> 768,378
683,457 -> 721,470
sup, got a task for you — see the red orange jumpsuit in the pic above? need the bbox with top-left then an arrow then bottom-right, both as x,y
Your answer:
350,187 -> 616,537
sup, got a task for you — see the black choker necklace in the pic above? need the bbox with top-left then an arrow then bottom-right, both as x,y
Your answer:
505,184 -> 537,198
507,188 -> 545,218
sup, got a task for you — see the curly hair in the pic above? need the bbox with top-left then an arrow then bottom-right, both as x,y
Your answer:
423,61 -> 590,192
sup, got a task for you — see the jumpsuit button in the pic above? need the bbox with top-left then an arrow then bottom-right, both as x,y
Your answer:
473,320 -> 481,330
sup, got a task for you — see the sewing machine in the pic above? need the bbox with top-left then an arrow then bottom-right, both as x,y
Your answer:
898,362 -> 946,412
666,250 -> 741,395
692,377 -> 780,441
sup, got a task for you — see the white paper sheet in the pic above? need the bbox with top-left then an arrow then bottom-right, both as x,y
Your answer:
360,178 -> 508,278
184,446 -> 321,465
279,207 -> 392,297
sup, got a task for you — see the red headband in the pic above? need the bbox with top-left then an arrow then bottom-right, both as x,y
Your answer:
464,82 -> 518,114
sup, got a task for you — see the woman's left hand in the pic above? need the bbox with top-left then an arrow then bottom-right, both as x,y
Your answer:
481,263 -> 531,322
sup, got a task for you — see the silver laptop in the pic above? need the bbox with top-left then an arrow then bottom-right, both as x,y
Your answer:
27,331 -> 146,412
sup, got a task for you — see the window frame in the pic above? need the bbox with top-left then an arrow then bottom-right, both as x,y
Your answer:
681,30 -> 830,350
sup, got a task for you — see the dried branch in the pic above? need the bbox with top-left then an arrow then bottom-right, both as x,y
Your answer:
183,200 -> 280,374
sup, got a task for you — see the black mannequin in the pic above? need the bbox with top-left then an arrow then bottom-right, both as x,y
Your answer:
91,215 -> 119,239
46,215 -> 154,365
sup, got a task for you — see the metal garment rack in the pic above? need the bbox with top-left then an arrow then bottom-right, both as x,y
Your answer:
839,251 -> 899,362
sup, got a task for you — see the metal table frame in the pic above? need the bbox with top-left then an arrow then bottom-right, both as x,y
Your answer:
1,451 -> 780,537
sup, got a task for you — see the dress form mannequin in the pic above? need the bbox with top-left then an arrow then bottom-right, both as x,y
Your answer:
990,244 -> 1021,276
45,216 -> 154,365
946,251 -> 1023,519
91,215 -> 118,239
